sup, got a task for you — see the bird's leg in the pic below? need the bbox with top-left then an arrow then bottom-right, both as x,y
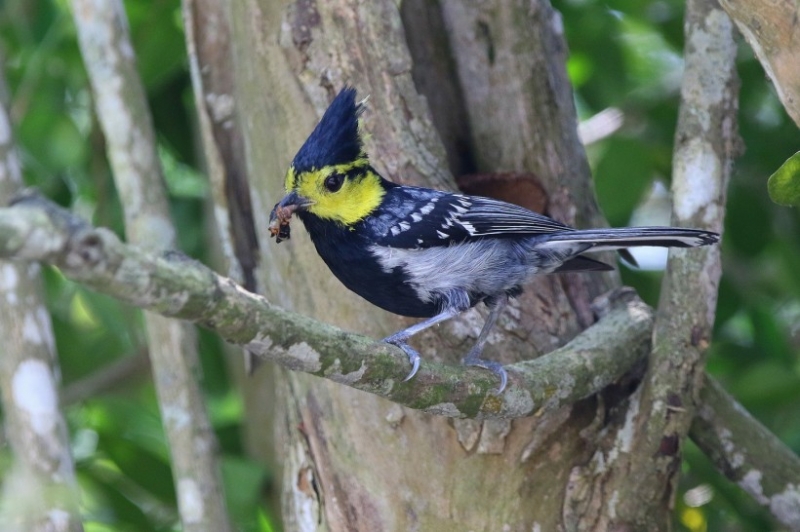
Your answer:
382,308 -> 460,381
463,296 -> 509,394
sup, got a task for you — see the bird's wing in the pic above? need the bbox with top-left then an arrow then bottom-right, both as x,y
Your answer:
368,187 -> 573,248
454,195 -> 573,236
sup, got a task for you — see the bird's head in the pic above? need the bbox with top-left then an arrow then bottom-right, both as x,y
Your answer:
275,87 -> 385,228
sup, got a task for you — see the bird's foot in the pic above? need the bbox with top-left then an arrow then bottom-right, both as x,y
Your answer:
463,354 -> 508,395
382,335 -> 421,382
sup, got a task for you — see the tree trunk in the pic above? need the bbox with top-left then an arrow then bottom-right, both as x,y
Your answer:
2,0 -> 798,528
226,0 -> 638,529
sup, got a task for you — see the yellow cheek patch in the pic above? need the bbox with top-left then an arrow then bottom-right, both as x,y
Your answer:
294,165 -> 384,226
284,167 -> 297,192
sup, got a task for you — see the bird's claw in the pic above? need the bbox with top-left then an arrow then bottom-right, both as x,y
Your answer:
401,353 -> 420,382
463,357 -> 508,395
382,336 -> 421,382
383,335 -> 507,393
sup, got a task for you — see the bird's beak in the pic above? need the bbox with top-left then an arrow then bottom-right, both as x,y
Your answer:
268,191 -> 313,243
275,190 -> 314,211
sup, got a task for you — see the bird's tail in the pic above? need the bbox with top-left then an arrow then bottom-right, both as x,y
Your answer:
544,226 -> 719,251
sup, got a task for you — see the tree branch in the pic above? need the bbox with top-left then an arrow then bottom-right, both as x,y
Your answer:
690,376 -> 800,529
0,193 -> 653,419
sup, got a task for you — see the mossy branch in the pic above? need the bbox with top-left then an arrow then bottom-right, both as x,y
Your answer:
690,376 -> 800,530
1,191 -> 651,419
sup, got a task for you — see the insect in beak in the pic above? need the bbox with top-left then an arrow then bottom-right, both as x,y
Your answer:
268,191 -> 314,243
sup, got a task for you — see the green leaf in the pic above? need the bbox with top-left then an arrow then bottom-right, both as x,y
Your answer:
767,151 -> 800,206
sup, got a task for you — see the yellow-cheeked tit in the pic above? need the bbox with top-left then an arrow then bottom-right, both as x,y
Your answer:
270,88 -> 718,393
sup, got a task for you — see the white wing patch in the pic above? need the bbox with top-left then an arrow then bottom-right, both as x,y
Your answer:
432,197 -> 474,237
459,221 -> 477,235
389,220 -> 412,236
419,200 -> 437,215
388,194 -> 480,243
455,196 -> 471,208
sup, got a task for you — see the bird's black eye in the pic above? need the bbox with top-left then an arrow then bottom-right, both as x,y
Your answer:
324,173 -> 345,192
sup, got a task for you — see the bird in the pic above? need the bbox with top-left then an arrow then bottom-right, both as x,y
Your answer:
269,87 -> 719,393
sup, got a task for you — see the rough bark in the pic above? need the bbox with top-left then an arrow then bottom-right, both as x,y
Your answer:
437,0 -> 616,372
70,1 -> 232,530
182,0 -> 260,294
226,0 -> 630,530
719,0 -> 800,128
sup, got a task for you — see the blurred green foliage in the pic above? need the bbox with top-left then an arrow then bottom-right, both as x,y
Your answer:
1,1 -> 273,530
1,0 -> 799,530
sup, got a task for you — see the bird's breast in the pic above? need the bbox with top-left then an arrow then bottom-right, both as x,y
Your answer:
300,214 -> 440,318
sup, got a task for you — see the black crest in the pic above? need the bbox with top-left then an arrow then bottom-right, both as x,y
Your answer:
292,87 -> 365,172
